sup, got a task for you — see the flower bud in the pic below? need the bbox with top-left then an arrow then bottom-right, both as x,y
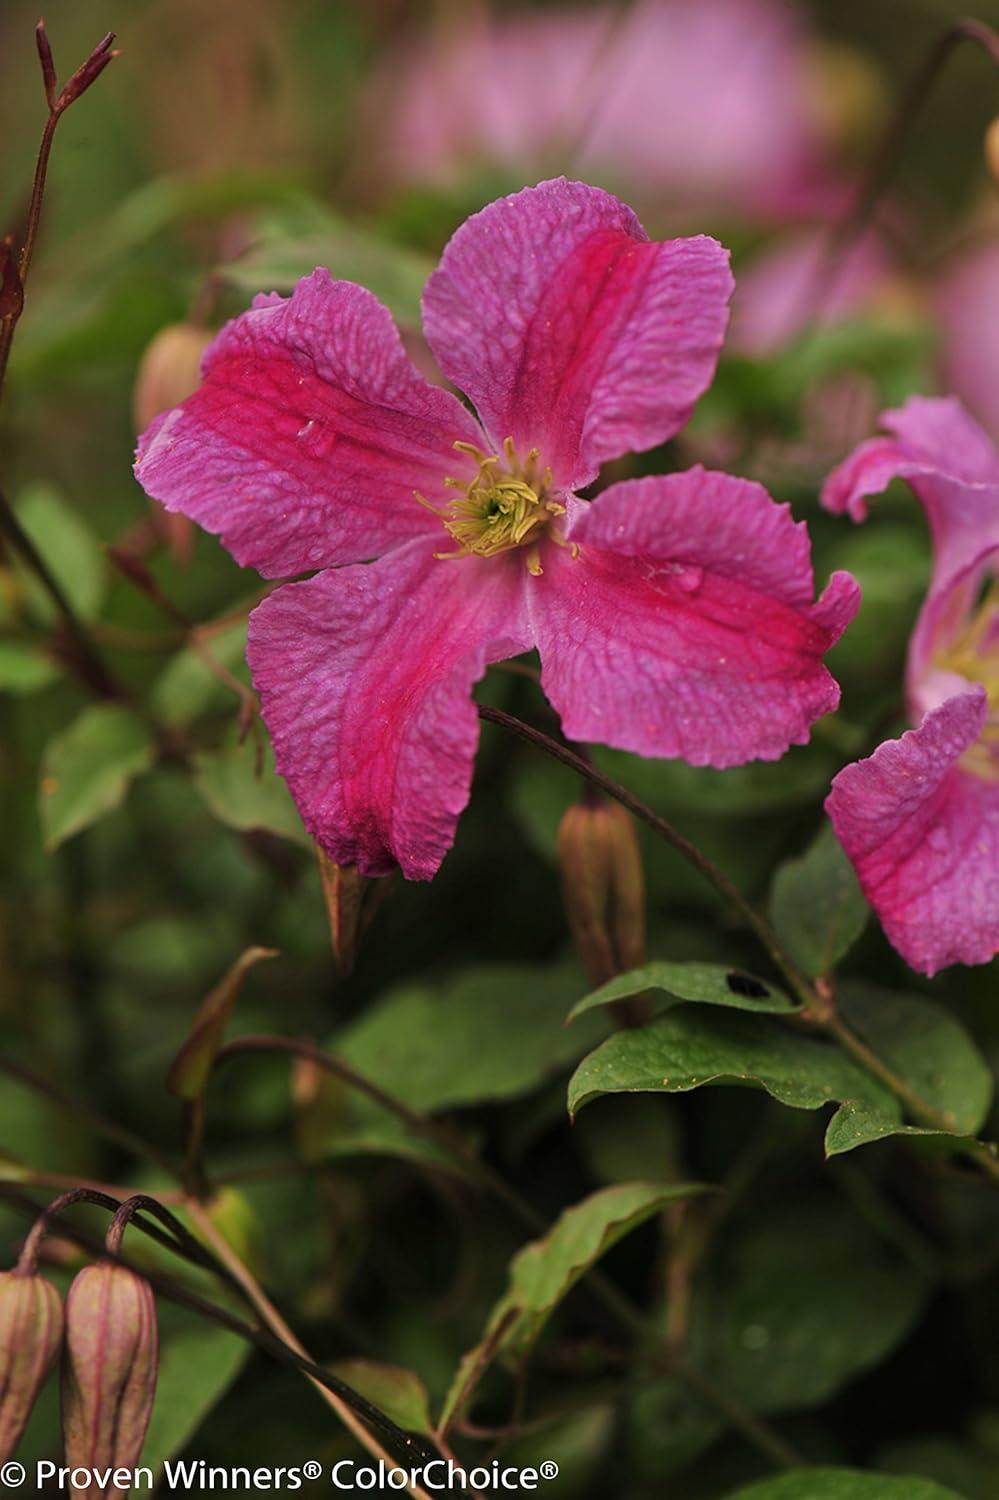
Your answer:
556,800 -> 646,988
132,323 -> 211,435
133,323 -> 212,565
61,1263 -> 158,1496
0,1270 -> 63,1461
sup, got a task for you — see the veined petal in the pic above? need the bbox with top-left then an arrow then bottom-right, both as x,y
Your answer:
821,395 -> 999,587
422,178 -> 732,490
246,540 -> 531,879
826,689 -> 999,976
135,270 -> 483,577
531,472 -> 859,767
821,396 -> 999,707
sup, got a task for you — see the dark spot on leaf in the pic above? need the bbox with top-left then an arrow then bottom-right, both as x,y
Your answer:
726,970 -> 769,998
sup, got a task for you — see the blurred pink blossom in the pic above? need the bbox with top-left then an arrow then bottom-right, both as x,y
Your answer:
935,241 -> 999,442
823,397 -> 999,975
374,0 -> 842,223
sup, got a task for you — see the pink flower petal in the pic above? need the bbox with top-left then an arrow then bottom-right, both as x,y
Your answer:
246,540 -> 531,879
136,270 -> 483,577
529,471 -> 859,766
821,395 -> 999,711
826,689 -> 999,975
422,178 -> 732,490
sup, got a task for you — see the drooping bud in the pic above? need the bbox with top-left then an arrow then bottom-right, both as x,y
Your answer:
556,799 -> 646,989
61,1262 -> 158,1496
133,323 -> 212,563
0,1270 -> 63,1461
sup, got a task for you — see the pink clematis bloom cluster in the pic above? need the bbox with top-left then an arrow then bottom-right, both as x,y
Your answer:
136,179 -> 858,880
373,0 -> 841,225
823,396 -> 999,975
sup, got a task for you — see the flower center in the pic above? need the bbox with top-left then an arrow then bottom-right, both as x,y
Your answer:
416,438 -> 576,576
935,578 -> 999,779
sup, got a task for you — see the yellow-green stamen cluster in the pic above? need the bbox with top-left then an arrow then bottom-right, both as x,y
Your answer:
936,578 -> 999,778
416,438 -> 576,576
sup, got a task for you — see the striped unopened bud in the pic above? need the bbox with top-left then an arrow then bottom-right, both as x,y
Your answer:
61,1262 -> 158,1497
556,799 -> 646,988
0,1270 -> 63,1461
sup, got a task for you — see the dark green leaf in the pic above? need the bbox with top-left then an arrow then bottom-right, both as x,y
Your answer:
569,961 -> 797,1024
693,1197 -> 928,1415
725,1468 -> 962,1499
440,1182 -> 708,1429
334,963 -> 609,1114
39,704 -> 154,849
327,1361 -> 432,1436
15,483 -> 106,623
193,737 -> 311,848
141,1324 -> 249,1476
0,642 -> 59,695
567,1009 -> 895,1119
824,986 -> 993,1156
770,824 -> 868,978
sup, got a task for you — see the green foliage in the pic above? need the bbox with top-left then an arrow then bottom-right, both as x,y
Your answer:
192,735 -> 311,848
567,1009 -> 894,1118
327,1361 -> 433,1436
770,824 -> 868,978
441,1181 -> 707,1428
14,484 -> 106,622
38,703 -> 155,849
140,1323 -> 249,1477
569,961 -> 798,1023
725,1470 -> 963,1500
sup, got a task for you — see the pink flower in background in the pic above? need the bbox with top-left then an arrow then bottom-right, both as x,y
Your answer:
374,0 -> 840,224
823,396 -> 999,975
136,179 -> 857,879
935,243 -> 999,443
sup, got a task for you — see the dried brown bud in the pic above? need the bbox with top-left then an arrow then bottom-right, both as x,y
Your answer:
0,1270 -> 63,1461
556,800 -> 646,988
61,1262 -> 158,1496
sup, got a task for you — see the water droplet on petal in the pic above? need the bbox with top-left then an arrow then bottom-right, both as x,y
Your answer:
296,418 -> 336,458
670,563 -> 704,594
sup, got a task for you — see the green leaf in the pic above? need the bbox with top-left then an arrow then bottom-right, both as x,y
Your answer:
569,961 -> 798,1024
327,1361 -> 432,1436
193,736 -> 311,848
152,618 -> 249,728
140,1324 -> 249,1476
770,824 -> 868,978
440,1182 -> 708,1430
725,1468 -> 963,1500
0,641 -> 58,695
824,986 -> 993,1156
334,962 -> 609,1114
39,704 -> 155,849
567,1009 -> 895,1120
694,1197 -> 928,1416
217,203 -> 433,326
14,483 -> 106,622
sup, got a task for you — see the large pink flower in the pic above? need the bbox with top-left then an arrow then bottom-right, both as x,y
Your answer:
823,396 -> 999,975
136,179 -> 857,879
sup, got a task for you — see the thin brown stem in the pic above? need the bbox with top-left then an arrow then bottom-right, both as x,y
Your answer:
811,18 -> 999,318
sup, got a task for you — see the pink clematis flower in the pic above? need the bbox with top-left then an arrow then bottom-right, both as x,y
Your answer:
823,396 -> 999,975
136,179 -> 858,879
935,242 -> 999,444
